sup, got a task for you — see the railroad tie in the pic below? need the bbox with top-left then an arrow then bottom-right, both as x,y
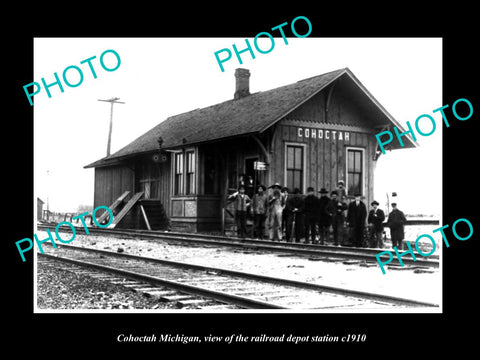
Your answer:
132,287 -> 168,292
159,294 -> 197,301
122,283 -> 155,290
141,290 -> 178,298
81,273 -> 114,279
177,299 -> 211,306
109,280 -> 141,285
198,304 -> 239,310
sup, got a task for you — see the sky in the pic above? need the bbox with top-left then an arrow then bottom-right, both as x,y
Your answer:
34,37 -> 442,216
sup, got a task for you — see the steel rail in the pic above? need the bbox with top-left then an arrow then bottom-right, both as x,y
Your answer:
38,252 -> 285,309
37,224 -> 439,267
39,243 -> 439,308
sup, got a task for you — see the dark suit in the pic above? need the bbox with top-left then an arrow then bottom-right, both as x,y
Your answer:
368,208 -> 385,248
330,199 -> 348,245
285,194 -> 304,242
347,200 -> 367,247
304,195 -> 319,243
387,209 -> 407,248
317,195 -> 331,244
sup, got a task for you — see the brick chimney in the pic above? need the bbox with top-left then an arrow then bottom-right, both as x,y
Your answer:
234,68 -> 250,99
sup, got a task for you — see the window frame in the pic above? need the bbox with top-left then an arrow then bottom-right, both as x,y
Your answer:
185,150 -> 196,195
173,151 -> 184,195
284,142 -> 306,193
345,146 -> 365,196
171,148 -> 197,196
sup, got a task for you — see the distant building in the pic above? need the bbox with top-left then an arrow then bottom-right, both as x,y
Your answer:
85,68 -> 416,232
37,198 -> 45,221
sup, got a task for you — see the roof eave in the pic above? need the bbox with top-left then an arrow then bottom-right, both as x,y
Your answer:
84,132 -> 263,168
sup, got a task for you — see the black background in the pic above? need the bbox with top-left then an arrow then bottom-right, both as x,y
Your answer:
6,5 -> 477,355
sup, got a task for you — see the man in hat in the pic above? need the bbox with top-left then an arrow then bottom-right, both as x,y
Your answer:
317,188 -> 331,245
368,200 -> 386,248
285,187 -> 304,242
346,194 -> 367,247
252,185 -> 268,239
304,186 -> 319,244
387,203 -> 407,249
328,191 -> 348,246
268,183 -> 283,241
336,180 -> 347,202
228,184 -> 251,238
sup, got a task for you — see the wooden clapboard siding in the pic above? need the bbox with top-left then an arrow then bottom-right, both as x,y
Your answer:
328,85 -> 366,127
317,127 -> 325,190
330,132 -> 337,192
310,127 -> 318,191
274,123 -> 377,197
273,78 -> 380,200
273,129 -> 283,184
158,160 -> 171,217
287,90 -> 326,122
337,138 -> 345,185
324,131 -> 331,191
366,134 -> 376,207
93,165 -> 134,211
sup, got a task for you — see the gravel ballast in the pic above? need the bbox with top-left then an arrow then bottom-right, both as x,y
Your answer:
36,258 -> 180,310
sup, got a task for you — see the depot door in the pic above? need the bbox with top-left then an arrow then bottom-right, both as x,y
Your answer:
244,157 -> 258,197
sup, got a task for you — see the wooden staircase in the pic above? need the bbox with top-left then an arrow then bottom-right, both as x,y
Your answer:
107,192 -> 144,228
95,191 -> 170,230
96,190 -> 131,225
138,199 -> 170,230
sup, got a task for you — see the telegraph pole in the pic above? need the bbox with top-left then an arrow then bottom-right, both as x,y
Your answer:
98,97 -> 125,156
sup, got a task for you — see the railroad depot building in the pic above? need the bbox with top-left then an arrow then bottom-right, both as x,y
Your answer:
85,67 -> 415,232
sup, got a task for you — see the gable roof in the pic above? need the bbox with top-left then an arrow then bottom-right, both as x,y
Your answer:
85,67 -> 415,168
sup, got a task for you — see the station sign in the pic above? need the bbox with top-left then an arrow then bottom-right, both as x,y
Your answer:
254,161 -> 268,171
297,127 -> 350,141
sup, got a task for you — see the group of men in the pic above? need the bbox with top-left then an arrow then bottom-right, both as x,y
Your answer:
228,180 -> 407,249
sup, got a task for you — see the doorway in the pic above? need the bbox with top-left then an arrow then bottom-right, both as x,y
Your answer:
244,157 -> 258,198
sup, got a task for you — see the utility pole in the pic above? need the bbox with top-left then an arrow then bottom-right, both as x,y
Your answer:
46,169 -> 50,212
98,97 -> 125,156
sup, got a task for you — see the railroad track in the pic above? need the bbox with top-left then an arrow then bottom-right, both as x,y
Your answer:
38,243 -> 438,310
37,256 -> 242,310
37,223 -> 439,268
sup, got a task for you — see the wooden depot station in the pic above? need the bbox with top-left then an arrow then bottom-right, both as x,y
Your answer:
84,67 -> 416,233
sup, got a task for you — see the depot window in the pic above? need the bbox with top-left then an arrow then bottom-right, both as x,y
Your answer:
174,152 -> 183,195
185,150 -> 195,195
285,144 -> 304,193
173,149 -> 196,196
346,147 -> 364,196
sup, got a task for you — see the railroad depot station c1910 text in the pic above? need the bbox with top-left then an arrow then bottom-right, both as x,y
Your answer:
84,67 -> 416,234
